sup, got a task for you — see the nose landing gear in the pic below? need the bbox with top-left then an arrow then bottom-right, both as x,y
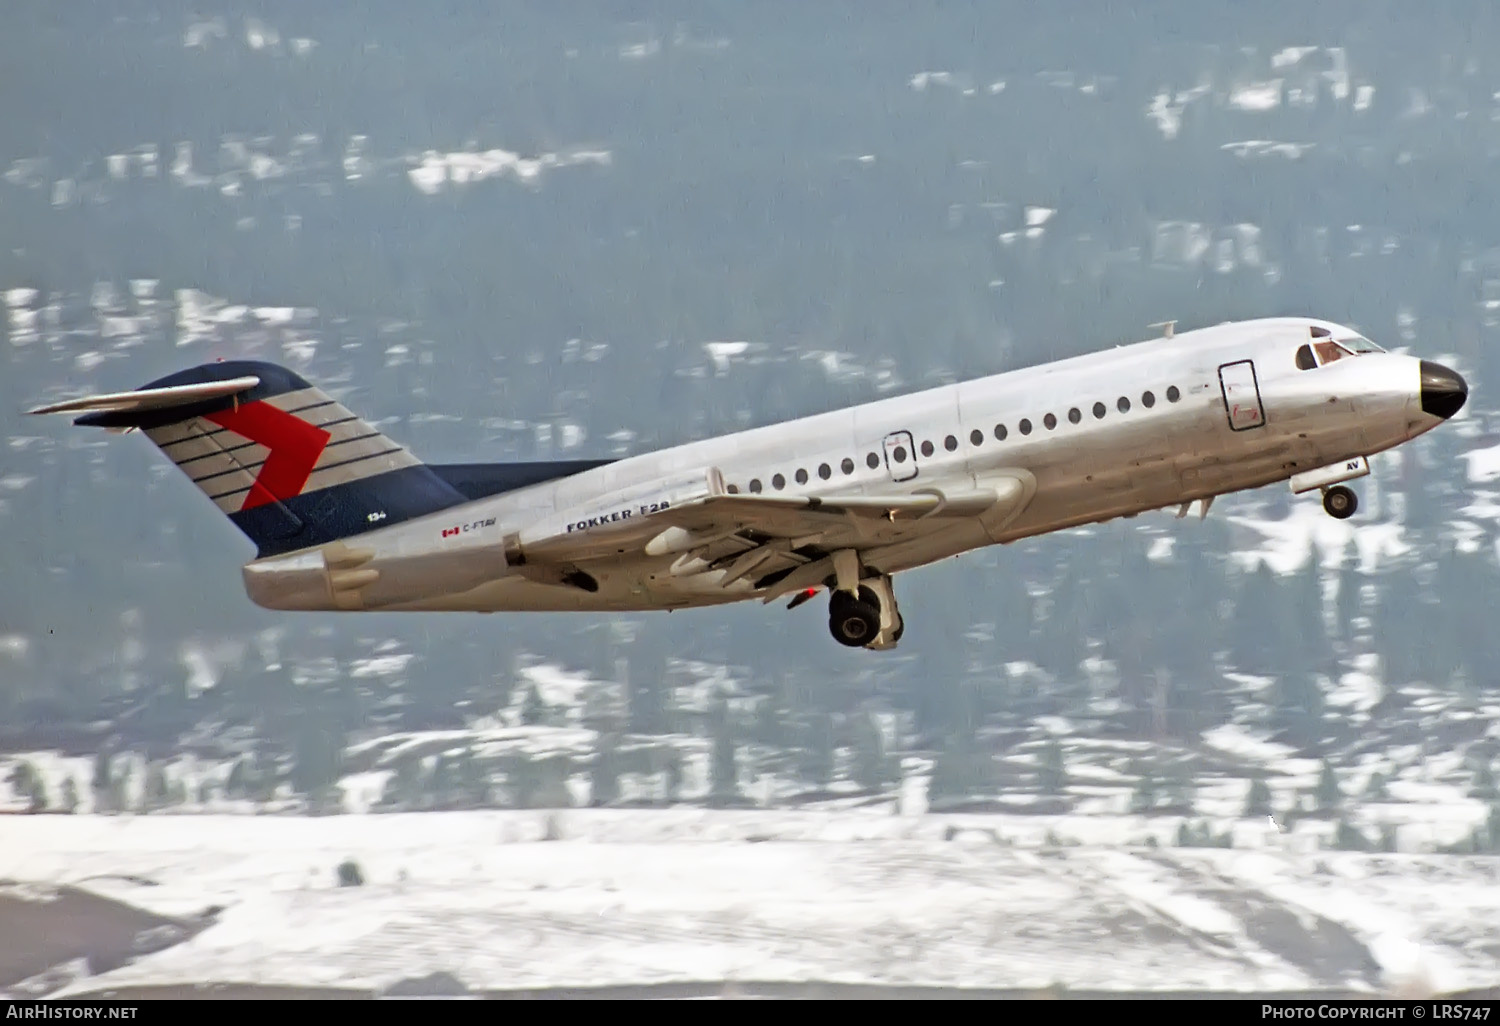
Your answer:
1322,484 -> 1358,519
1290,457 -> 1369,520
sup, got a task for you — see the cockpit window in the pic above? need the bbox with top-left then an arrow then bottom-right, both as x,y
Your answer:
1298,338 -> 1360,370
1310,325 -> 1332,338
1345,335 -> 1384,353
1313,340 -> 1355,364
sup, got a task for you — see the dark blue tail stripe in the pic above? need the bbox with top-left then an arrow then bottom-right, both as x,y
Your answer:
231,465 -> 470,557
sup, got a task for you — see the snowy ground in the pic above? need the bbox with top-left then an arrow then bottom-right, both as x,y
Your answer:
3,810 -> 1498,998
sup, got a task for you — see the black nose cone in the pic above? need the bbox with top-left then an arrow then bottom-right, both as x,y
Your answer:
1420,360 -> 1468,419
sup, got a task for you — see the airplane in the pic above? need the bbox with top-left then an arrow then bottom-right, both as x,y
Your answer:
27,316 -> 1468,651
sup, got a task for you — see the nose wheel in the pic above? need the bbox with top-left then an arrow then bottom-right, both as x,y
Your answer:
1322,485 -> 1358,519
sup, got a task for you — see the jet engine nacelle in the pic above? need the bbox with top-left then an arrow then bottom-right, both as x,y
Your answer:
243,537 -> 509,611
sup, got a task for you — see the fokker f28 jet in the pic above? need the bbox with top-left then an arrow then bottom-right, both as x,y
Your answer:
29,316 -> 1468,651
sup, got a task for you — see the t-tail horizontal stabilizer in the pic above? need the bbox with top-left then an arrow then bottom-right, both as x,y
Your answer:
27,376 -> 263,426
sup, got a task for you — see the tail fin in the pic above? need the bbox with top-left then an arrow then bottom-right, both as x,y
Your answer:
28,360 -> 471,558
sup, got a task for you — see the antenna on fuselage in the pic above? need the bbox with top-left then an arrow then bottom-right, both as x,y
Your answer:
1150,320 -> 1176,339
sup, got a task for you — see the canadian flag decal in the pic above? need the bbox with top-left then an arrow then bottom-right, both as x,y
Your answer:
443,527 -> 459,538
205,401 -> 332,511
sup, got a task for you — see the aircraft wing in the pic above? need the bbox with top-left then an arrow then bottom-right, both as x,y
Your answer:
510,466 -> 1036,601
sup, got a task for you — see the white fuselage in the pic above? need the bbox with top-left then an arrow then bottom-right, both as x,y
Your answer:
241,317 -> 1454,614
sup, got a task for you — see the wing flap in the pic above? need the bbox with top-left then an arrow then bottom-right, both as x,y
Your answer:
512,467 -> 1037,577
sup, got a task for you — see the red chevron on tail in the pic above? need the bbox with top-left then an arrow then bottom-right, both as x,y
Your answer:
204,401 -> 332,511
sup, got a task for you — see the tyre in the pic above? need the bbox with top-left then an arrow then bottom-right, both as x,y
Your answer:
1323,485 -> 1357,519
829,591 -> 881,647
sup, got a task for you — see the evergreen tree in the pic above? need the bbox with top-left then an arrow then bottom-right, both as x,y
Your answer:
1037,738 -> 1066,796
382,758 -> 424,810
62,777 -> 79,814
592,732 -> 621,806
509,756 -> 540,809
626,629 -> 668,734
143,762 -> 168,812
709,697 -> 739,807
532,756 -> 574,808
1230,562 -> 1282,674
429,755 -> 454,810
1364,771 -> 1390,801
91,751 -> 113,812
1473,761 -> 1497,801
520,684 -> 547,726
928,731 -> 983,806
291,719 -> 344,808
1036,562 -> 1088,689
1334,819 -> 1367,851
1271,669 -> 1326,749
753,693 -> 782,747
1372,562 -> 1424,688
851,712 -> 894,794
1315,760 -> 1342,811
1334,556 -> 1363,647
1285,556 -> 1327,674
664,748 -> 683,804
226,757 -> 248,799
1245,778 -> 1273,817
1161,759 -> 1195,812
9,762 -> 44,813
1129,761 -> 1163,814
800,711 -> 836,790
457,747 -> 491,808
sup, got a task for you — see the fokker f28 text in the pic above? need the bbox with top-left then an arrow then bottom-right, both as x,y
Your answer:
29,317 -> 1469,650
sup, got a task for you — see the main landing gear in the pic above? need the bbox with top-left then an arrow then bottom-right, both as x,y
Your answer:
1322,484 -> 1358,520
823,551 -> 904,650
829,587 -> 882,646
